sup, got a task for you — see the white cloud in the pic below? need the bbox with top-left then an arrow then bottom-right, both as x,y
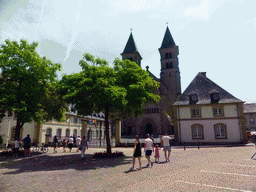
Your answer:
184,0 -> 212,19
112,0 -> 163,12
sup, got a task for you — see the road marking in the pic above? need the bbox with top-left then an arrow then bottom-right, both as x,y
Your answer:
201,170 -> 256,178
176,180 -> 251,192
217,162 -> 256,168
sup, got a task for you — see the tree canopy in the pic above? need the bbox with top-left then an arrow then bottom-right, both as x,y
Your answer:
0,39 -> 67,139
60,53 -> 160,154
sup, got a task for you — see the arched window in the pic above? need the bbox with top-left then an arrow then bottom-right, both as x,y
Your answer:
11,126 -> 16,141
169,62 -> 173,68
56,128 -> 62,138
166,63 -> 169,69
191,124 -> 204,139
165,52 -> 172,59
46,128 -> 52,136
73,129 -> 77,136
214,124 -> 227,139
145,123 -> 153,135
66,129 -> 70,137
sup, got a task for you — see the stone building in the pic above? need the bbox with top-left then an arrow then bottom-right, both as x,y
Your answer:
121,26 -> 181,138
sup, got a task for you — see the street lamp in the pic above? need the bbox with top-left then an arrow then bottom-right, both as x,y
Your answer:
6,119 -> 11,148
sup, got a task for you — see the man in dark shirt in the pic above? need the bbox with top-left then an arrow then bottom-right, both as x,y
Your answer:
22,134 -> 31,156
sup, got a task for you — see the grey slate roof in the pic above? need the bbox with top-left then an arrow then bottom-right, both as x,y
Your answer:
159,26 -> 176,49
173,72 -> 243,106
243,103 -> 256,113
121,32 -> 139,54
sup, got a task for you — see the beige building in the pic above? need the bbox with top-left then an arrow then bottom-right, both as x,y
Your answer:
243,103 -> 256,132
121,26 -> 181,138
0,106 -> 111,147
172,72 -> 248,145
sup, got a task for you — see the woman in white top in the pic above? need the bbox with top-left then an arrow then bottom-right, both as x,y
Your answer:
68,136 -> 74,152
13,139 -> 20,157
76,136 -> 81,152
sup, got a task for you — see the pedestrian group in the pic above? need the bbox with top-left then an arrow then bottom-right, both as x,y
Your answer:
130,133 -> 172,170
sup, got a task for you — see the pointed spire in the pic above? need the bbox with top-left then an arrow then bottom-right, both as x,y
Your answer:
121,32 -> 139,54
160,26 -> 176,49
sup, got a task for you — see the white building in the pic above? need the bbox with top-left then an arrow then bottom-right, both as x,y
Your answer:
0,106 -> 108,147
172,72 -> 248,145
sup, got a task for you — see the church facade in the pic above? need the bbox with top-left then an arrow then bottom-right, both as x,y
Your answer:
120,27 -> 181,138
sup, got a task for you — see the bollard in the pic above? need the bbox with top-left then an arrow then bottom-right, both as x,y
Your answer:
184,142 -> 186,150
198,140 -> 200,149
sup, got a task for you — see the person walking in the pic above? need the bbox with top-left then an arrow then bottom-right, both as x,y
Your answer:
144,134 -> 154,167
76,136 -> 81,152
68,136 -> 74,152
130,135 -> 142,170
161,133 -> 172,162
22,134 -> 31,157
13,138 -> 20,157
80,136 -> 88,160
62,138 -> 66,152
73,134 -> 77,146
154,144 -> 161,163
53,135 -> 58,153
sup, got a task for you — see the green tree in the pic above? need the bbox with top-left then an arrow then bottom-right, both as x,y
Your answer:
0,39 -> 66,140
60,53 -> 160,154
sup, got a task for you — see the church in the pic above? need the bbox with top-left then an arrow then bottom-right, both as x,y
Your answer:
120,26 -> 181,138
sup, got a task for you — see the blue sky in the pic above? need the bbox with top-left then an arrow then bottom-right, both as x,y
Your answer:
0,0 -> 256,102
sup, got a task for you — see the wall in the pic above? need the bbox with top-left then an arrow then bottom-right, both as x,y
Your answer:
179,119 -> 241,143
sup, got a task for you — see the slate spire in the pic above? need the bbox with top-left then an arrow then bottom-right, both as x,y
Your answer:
160,26 -> 176,49
122,32 -> 139,54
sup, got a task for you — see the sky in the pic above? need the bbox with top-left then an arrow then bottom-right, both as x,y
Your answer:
0,0 -> 256,103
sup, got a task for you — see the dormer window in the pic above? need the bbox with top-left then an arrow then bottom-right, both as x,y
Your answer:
213,93 -> 219,100
210,93 -> 220,103
189,94 -> 198,104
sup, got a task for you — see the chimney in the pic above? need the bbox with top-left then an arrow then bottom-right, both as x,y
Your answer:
199,72 -> 206,77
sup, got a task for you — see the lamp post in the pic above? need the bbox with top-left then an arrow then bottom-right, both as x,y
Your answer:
6,119 -> 11,148
100,121 -> 102,147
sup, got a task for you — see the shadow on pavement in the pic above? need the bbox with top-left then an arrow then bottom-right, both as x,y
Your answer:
0,153 -> 132,175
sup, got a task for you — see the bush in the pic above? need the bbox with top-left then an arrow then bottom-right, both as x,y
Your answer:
93,150 -> 124,158
0,149 -> 25,157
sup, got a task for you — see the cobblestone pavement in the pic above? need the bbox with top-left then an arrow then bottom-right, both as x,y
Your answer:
1,146 -> 256,191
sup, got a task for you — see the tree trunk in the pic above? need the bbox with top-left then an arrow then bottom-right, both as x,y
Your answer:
105,106 -> 111,155
15,118 -> 24,140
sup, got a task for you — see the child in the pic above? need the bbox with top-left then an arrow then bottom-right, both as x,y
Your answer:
154,144 -> 161,163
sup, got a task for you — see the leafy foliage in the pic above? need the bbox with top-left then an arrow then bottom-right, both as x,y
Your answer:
0,39 -> 66,139
60,53 -> 160,154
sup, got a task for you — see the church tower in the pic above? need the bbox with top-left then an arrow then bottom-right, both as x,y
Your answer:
121,32 -> 142,67
159,26 -> 181,104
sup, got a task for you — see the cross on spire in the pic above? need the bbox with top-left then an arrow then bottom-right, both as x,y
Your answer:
130,28 -> 133,32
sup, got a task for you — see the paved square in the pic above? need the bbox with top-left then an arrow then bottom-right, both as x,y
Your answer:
1,146 -> 256,191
